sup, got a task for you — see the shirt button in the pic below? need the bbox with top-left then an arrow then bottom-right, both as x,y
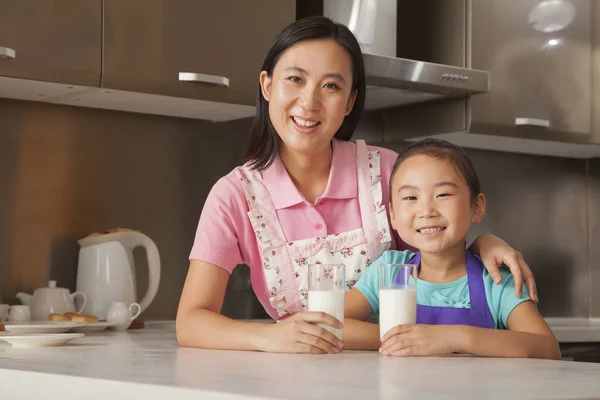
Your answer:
315,223 -> 323,230
320,199 -> 326,205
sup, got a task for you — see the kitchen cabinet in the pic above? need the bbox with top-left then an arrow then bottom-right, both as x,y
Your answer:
560,343 -> 600,363
470,0 -> 592,140
383,0 -> 600,158
102,0 -> 296,106
0,0 -> 101,86
591,4 -> 600,145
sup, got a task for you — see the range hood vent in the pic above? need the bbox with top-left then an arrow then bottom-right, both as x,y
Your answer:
323,0 -> 490,109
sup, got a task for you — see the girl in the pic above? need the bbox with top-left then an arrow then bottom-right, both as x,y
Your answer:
346,139 -> 560,359
176,16 -> 538,354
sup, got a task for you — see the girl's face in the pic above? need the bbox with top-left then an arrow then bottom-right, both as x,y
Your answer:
389,155 -> 486,255
259,39 -> 356,157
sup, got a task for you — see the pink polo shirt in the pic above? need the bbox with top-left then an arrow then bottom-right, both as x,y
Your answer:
189,139 -> 403,318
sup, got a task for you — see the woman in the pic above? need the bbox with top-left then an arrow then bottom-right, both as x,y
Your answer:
176,16 -> 537,354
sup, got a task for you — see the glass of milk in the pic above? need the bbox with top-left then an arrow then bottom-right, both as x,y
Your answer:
378,263 -> 418,340
307,263 -> 345,341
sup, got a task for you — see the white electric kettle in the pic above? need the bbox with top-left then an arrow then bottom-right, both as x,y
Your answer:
76,228 -> 160,320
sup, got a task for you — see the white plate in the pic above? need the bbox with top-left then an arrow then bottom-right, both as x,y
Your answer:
69,321 -> 115,333
3,322 -> 83,334
0,333 -> 84,347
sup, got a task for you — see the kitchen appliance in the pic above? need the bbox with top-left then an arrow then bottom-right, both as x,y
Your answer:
322,0 -> 489,109
76,228 -> 160,320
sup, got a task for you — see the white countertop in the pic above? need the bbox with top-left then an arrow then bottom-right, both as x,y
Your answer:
1,322 -> 600,399
243,317 -> 600,343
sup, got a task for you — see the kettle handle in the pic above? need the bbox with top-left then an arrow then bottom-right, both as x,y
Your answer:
131,233 -> 161,315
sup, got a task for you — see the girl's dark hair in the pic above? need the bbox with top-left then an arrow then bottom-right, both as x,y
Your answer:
390,139 -> 481,203
245,16 -> 366,170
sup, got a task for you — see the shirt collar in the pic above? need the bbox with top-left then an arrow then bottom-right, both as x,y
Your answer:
262,139 -> 358,210
262,154 -> 304,209
321,139 -> 357,200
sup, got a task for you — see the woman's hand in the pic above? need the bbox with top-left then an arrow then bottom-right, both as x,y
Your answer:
470,234 -> 538,302
254,312 -> 344,354
379,324 -> 462,357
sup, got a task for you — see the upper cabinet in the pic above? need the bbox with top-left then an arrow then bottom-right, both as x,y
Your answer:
102,0 -> 296,106
470,0 -> 592,140
0,0 -> 101,86
0,1 -> 293,121
384,0 -> 600,158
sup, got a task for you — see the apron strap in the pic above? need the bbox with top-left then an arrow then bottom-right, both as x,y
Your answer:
237,166 -> 287,245
236,165 -> 304,314
465,251 -> 490,310
356,140 -> 382,259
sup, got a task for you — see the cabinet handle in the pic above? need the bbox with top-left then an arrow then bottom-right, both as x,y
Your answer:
0,46 -> 16,59
178,72 -> 230,88
515,118 -> 550,128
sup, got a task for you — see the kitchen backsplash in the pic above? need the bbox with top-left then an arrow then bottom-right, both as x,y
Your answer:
0,98 -> 597,320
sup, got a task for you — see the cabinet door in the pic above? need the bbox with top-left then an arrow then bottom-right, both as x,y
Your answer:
471,0 -> 591,137
560,343 -> 600,363
102,0 -> 295,106
0,0 -> 101,86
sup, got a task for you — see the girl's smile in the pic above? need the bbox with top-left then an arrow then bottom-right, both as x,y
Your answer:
390,154 -> 486,256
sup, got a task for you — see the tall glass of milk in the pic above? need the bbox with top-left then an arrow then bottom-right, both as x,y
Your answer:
307,263 -> 345,341
378,263 -> 417,340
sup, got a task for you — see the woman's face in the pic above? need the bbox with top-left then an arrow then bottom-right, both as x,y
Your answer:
260,39 -> 356,157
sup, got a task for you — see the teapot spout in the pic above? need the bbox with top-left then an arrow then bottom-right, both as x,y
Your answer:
15,292 -> 32,305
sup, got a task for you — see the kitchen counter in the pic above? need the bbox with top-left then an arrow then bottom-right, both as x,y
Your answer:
1,322 -> 600,399
244,317 -> 600,343
545,318 -> 600,343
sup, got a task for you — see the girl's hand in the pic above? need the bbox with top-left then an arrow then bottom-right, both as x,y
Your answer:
471,234 -> 538,302
254,312 -> 344,354
379,324 -> 462,357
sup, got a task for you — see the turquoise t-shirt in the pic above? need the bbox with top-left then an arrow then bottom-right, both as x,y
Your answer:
353,250 -> 531,329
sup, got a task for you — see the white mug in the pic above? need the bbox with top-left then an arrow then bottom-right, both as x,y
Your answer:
8,305 -> 31,323
0,304 -> 9,321
106,302 -> 141,331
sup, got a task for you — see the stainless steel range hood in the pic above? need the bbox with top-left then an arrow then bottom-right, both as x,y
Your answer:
323,0 -> 490,110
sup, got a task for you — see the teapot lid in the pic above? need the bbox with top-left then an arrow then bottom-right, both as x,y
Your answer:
43,280 -> 65,290
31,280 -> 68,295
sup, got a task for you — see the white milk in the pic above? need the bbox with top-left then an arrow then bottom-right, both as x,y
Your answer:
307,290 -> 345,341
379,288 -> 417,340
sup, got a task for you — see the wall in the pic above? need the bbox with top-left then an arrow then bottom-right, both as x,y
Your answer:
0,98 -> 262,320
467,150 -> 589,317
0,99 -> 597,319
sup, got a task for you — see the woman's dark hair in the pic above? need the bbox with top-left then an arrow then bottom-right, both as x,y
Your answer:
245,16 -> 366,170
389,139 -> 481,203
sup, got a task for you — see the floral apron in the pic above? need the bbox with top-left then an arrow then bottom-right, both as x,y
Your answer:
236,140 -> 392,318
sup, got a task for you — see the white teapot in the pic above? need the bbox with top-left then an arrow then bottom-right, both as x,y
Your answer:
16,280 -> 87,321
106,302 -> 141,331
